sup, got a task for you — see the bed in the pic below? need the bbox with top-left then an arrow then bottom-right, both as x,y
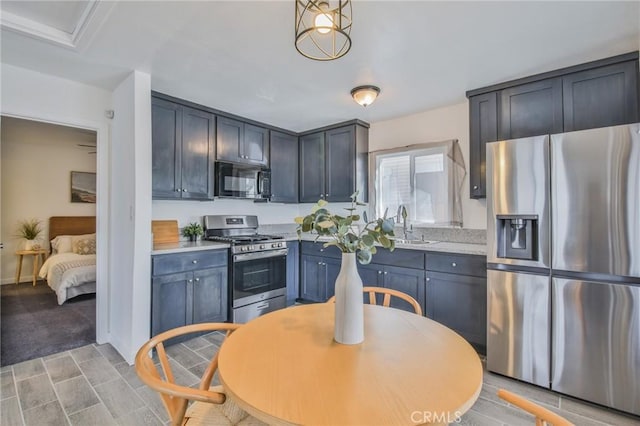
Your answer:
38,216 -> 97,304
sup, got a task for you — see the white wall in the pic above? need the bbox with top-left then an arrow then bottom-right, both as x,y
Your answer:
0,63 -> 112,343
153,199 -> 302,228
1,120 -> 96,284
110,71 -> 152,363
369,101 -> 487,230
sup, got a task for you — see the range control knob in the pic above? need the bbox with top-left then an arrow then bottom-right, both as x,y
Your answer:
249,246 -> 255,251
259,244 -> 265,249
271,243 -> 278,248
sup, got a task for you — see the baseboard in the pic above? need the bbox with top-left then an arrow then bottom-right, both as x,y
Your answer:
1,276 -> 36,285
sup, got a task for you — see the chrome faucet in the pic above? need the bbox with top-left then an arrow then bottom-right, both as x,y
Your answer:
396,205 -> 412,239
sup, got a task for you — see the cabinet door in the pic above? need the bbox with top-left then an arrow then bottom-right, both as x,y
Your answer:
357,263 -> 384,288
151,272 -> 191,336
382,266 -> 425,315
299,132 -> 325,203
151,98 -> 182,199
270,131 -> 299,203
563,61 -> 639,132
300,255 -> 325,302
499,78 -> 563,140
216,116 -> 243,163
325,126 -> 356,202
192,267 -> 228,323
324,257 -> 341,301
286,242 -> 300,304
469,92 -> 497,199
426,271 -> 487,353
244,124 -> 269,166
181,107 -> 215,200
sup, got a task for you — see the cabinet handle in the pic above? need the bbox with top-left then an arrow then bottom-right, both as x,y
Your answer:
182,189 -> 187,192
192,260 -> 198,264
319,248 -> 324,252
175,189 -> 181,192
317,261 -> 322,265
473,185 -> 479,190
188,279 -> 193,283
426,277 -> 430,282
384,271 -> 388,275
325,193 -> 329,197
195,278 -> 200,282
451,262 -> 457,267
377,270 -> 382,274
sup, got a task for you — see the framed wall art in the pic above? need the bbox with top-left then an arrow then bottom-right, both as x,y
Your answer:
70,171 -> 96,203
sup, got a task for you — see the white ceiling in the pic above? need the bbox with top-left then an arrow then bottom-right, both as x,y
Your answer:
1,1 -> 638,131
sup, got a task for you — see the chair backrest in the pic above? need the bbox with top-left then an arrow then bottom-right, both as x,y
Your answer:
327,286 -> 423,315
497,389 -> 574,426
135,323 -> 240,426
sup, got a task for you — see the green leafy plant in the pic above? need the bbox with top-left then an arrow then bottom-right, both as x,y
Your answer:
16,219 -> 42,240
295,191 -> 395,265
182,222 -> 204,238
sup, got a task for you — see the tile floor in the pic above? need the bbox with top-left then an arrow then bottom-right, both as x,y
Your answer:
1,333 -> 638,426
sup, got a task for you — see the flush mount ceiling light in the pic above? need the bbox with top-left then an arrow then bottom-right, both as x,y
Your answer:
351,85 -> 380,107
295,0 -> 352,61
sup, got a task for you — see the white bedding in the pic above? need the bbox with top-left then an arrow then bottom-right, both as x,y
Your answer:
39,253 -> 96,305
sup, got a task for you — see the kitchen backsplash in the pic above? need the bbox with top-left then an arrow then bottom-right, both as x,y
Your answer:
259,223 -> 486,245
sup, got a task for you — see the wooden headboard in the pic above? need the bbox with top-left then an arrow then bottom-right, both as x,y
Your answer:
49,216 -> 96,246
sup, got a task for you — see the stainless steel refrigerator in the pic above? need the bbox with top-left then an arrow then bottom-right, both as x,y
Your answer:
486,123 -> 640,416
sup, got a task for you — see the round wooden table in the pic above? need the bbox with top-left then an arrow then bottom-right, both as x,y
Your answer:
218,303 -> 483,425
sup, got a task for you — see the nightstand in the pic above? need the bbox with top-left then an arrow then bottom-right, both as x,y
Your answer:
15,249 -> 48,286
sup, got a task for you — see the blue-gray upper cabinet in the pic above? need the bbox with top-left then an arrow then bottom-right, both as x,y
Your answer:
299,123 -> 369,203
270,131 -> 299,203
466,52 -> 639,199
562,61 -> 639,132
152,97 -> 216,200
299,132 -> 325,203
151,250 -> 228,339
217,116 -> 269,166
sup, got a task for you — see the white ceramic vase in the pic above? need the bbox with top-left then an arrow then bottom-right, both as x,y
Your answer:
333,252 -> 364,344
24,239 -> 35,250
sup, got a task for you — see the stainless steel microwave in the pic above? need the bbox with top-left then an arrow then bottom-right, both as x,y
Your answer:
215,162 -> 271,200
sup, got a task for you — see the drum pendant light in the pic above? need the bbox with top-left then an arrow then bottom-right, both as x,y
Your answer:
295,0 -> 352,61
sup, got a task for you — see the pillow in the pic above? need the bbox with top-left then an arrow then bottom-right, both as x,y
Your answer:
50,233 -> 95,254
51,236 -> 73,254
72,238 -> 96,255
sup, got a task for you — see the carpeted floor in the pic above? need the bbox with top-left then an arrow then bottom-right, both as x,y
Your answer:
1,281 -> 95,366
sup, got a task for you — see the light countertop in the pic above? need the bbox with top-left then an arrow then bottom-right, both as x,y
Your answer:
287,234 -> 487,256
151,240 -> 230,255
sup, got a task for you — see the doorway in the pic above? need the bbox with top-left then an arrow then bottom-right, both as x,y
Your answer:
0,116 -> 99,365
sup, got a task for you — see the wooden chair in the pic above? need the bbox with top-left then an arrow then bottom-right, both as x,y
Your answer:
497,389 -> 574,426
135,323 -> 266,426
326,286 -> 423,315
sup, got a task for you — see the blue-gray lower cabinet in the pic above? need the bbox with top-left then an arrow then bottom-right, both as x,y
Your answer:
300,255 -> 340,302
425,252 -> 487,354
357,263 -> 426,314
151,250 -> 228,340
286,242 -> 300,305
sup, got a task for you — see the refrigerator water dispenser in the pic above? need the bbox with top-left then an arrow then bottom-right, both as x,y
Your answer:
496,215 -> 538,260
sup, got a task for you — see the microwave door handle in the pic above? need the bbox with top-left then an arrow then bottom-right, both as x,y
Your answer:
257,171 -> 263,195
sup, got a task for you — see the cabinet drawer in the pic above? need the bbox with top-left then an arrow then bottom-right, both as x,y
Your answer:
300,241 -> 342,258
369,248 -> 425,269
426,252 -> 486,277
152,250 -> 228,276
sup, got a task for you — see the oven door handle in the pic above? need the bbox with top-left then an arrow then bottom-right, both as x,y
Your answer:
234,248 -> 288,262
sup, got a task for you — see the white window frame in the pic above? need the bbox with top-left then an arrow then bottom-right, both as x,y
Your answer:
368,139 -> 465,228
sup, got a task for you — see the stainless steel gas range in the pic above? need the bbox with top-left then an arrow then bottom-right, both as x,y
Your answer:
203,215 -> 287,323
